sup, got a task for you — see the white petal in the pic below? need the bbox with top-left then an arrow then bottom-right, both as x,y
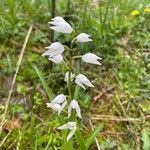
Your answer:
52,94 -> 66,104
50,16 -> 65,22
70,100 -> 77,109
57,122 -> 76,130
75,78 -> 85,89
69,100 -> 82,118
49,17 -> 73,34
67,128 -> 76,142
50,23 -> 73,34
75,74 -> 94,89
46,102 -> 61,111
58,122 -> 76,141
49,54 -> 63,64
67,122 -> 76,130
68,105 -> 72,118
64,71 -> 75,82
76,33 -> 92,43
57,123 -> 68,130
75,103 -> 82,119
58,100 -> 67,115
42,42 -> 64,57
82,53 -> 102,65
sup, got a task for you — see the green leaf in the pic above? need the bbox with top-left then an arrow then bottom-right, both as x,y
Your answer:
85,124 -> 103,149
61,131 -> 73,150
33,64 -> 54,100
141,129 -> 150,150
75,129 -> 87,150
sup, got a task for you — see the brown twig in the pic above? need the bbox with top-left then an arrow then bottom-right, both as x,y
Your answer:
135,132 -> 140,150
0,25 -> 33,132
91,115 -> 148,122
0,130 -> 12,147
93,85 -> 116,102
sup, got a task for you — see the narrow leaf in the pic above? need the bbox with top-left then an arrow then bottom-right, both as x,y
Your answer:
62,131 -> 73,150
85,124 -> 103,148
33,64 -> 53,100
141,129 -> 150,150
75,129 -> 87,150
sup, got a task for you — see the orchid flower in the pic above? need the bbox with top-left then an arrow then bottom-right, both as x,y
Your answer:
68,100 -> 82,118
48,54 -> 63,64
43,16 -> 103,145
58,122 -> 76,141
64,71 -> 75,82
76,33 -> 92,43
51,16 -> 65,22
75,74 -> 94,89
49,16 -> 73,34
42,42 -> 64,57
46,94 -> 67,114
82,53 -> 102,65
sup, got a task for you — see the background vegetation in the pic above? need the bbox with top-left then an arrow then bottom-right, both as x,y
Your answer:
0,0 -> 150,149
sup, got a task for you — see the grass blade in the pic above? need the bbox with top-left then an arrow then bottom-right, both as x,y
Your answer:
85,124 -> 103,149
75,129 -> 87,150
33,64 -> 53,100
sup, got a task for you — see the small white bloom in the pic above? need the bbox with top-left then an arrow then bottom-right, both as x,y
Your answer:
58,122 -> 76,141
76,33 -> 92,43
46,94 -> 67,114
48,54 -> 63,64
64,71 -> 75,82
82,53 -> 102,65
51,16 -> 65,22
68,100 -> 82,118
75,74 -> 94,89
49,16 -> 73,34
42,42 -> 64,57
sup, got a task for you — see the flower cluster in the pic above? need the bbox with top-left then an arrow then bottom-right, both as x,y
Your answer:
43,16 -> 102,141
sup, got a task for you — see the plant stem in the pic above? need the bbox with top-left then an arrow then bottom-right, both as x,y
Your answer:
72,55 -> 82,59
68,39 -> 75,101
68,55 -> 72,100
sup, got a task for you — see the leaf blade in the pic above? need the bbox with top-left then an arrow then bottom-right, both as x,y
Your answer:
85,124 -> 103,148
33,64 -> 53,100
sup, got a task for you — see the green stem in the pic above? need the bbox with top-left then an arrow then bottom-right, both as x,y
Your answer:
72,55 -> 82,59
68,56 -> 72,100
67,38 -> 76,101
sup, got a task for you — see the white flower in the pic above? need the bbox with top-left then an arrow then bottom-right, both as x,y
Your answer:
64,71 -> 75,82
82,53 -> 102,65
68,100 -> 82,118
76,33 -> 92,43
49,16 -> 73,34
42,42 -> 64,57
51,16 -> 65,22
75,74 -> 94,89
48,54 -> 63,64
46,94 -> 67,114
58,122 -> 76,141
